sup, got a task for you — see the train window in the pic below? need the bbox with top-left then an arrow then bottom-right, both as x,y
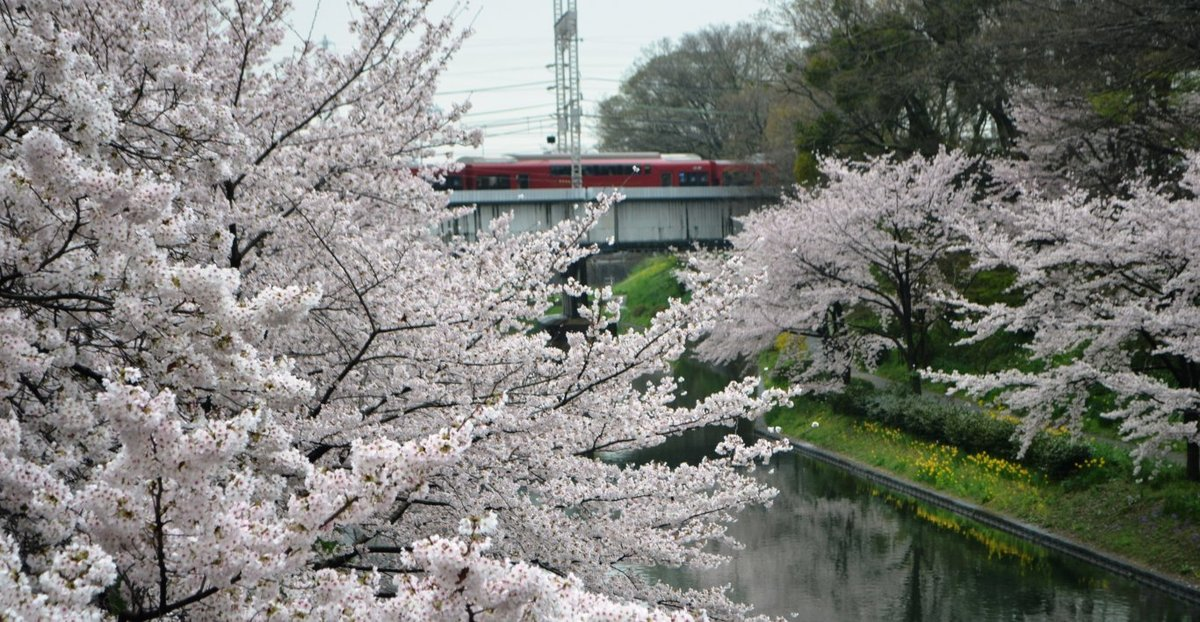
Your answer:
550,165 -> 570,176
722,171 -> 755,186
517,174 -> 529,189
476,175 -> 511,190
432,175 -> 464,191
581,164 -> 640,176
660,172 -> 672,186
679,171 -> 709,186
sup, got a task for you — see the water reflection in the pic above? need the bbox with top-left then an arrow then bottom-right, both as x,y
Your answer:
619,424 -> 1200,621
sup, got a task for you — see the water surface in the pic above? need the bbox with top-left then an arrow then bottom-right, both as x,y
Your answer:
616,358 -> 1200,620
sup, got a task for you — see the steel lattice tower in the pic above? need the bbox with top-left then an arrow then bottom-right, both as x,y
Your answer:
552,0 -> 582,188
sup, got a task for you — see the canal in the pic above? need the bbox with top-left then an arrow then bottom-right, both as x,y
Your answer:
612,361 -> 1200,621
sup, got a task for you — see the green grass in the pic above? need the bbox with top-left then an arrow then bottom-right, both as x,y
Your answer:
611,255 -> 685,331
871,354 -> 912,385
610,256 -> 734,409
767,399 -> 1200,583
544,293 -> 563,318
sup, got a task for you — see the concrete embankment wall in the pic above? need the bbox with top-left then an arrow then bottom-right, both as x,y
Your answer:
757,425 -> 1200,608
585,250 -> 657,286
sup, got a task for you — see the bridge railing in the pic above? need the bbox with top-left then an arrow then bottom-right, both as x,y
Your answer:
443,186 -> 778,207
439,186 -> 779,249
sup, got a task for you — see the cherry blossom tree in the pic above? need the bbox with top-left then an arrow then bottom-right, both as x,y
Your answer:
934,156 -> 1200,481
688,150 -> 979,394
0,1 -> 789,619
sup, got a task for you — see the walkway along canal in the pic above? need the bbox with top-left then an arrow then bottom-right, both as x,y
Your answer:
611,359 -> 1200,621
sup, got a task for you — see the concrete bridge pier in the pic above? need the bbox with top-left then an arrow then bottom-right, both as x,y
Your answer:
560,256 -> 589,320
562,250 -> 659,318
584,250 -> 656,287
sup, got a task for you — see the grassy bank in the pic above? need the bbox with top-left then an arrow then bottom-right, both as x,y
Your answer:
767,398 -> 1200,584
612,254 -> 1200,585
611,254 -> 684,331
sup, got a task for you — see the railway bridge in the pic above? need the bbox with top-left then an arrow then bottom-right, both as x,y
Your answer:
442,185 -> 779,331
441,185 -> 777,250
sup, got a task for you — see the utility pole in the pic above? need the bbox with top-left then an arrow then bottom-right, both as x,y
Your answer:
552,0 -> 582,188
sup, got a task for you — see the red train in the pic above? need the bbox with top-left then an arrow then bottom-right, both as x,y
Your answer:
427,153 -> 772,191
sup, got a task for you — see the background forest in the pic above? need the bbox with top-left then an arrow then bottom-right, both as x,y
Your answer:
596,0 -> 1200,192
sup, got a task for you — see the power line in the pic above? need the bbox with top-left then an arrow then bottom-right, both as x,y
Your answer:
448,65 -> 554,77
480,122 -> 556,139
462,103 -> 556,118
580,102 -> 763,117
465,115 -> 557,130
438,80 -> 554,95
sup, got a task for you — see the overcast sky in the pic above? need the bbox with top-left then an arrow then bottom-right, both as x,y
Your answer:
288,1 -> 771,158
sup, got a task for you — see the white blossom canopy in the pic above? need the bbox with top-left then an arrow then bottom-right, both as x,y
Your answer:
935,156 -> 1200,471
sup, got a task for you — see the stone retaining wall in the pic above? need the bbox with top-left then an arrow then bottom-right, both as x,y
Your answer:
757,425 -> 1200,608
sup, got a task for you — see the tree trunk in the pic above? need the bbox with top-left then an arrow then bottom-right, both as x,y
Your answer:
1186,409 -> 1199,482
1188,440 -> 1199,483
908,369 -> 922,395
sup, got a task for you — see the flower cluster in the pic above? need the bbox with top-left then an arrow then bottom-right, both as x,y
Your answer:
913,442 -> 959,484
858,420 -> 903,443
966,451 -> 1032,483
